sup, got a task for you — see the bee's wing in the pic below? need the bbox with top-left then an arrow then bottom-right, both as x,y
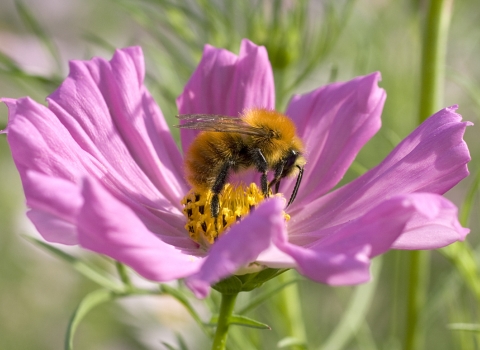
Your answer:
175,114 -> 267,136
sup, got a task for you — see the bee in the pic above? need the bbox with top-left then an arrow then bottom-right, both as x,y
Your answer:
176,108 -> 306,219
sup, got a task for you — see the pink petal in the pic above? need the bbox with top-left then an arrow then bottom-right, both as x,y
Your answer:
185,197 -> 286,298
283,72 -> 385,205
392,198 -> 469,249
177,39 -> 275,152
3,48 -> 188,237
289,106 -> 471,244
78,177 -> 203,282
4,97 -> 90,182
27,211 -> 78,245
47,46 -> 187,209
277,193 -> 464,285
23,171 -> 82,244
256,245 -> 297,268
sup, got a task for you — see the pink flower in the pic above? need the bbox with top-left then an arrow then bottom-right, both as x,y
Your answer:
2,40 -> 471,298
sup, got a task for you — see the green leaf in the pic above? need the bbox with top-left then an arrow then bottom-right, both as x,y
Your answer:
209,314 -> 271,330
211,275 -> 243,295
23,235 -> 123,292
237,268 -> 286,291
211,269 -> 288,297
229,315 -> 271,330
65,289 -> 119,350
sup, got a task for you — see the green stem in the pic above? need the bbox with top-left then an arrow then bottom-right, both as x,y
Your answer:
418,0 -> 453,123
212,293 -> 238,350
278,271 -> 306,349
406,1 -> 453,348
115,261 -> 134,291
405,250 -> 430,350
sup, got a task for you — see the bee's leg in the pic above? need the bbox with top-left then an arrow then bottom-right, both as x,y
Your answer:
269,160 -> 286,193
252,148 -> 269,197
274,181 -> 281,193
211,161 -> 232,232
260,173 -> 268,197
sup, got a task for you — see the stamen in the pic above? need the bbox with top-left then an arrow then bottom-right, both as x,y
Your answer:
180,183 -> 289,248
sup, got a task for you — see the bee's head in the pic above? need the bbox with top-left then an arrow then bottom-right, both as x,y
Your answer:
267,135 -> 305,206
278,148 -> 306,207
282,131 -> 305,173
281,149 -> 305,178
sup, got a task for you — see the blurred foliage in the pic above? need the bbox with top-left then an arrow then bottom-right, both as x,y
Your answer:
1,0 -> 480,349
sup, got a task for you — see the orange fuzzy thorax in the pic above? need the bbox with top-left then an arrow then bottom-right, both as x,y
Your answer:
241,108 -> 304,165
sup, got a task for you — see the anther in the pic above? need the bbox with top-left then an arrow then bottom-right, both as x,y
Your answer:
181,183 -> 288,248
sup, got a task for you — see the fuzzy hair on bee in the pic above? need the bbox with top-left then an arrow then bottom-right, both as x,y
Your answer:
175,108 -> 306,219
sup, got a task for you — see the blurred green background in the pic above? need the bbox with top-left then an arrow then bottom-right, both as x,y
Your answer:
1,0 -> 480,349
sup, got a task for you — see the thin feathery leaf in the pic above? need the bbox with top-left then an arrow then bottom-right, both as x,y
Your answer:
23,235 -> 123,292
15,0 -> 62,72
161,284 -> 213,337
237,277 -> 300,315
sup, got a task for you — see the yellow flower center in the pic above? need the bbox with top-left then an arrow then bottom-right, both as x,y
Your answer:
181,183 -> 290,248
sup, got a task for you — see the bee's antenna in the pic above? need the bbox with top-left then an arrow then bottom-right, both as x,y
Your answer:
286,166 -> 304,208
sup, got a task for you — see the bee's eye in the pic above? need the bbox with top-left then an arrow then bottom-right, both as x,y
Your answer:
283,150 -> 298,174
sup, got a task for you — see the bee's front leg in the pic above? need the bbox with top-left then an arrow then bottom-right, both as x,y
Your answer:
252,148 -> 269,197
269,159 -> 286,193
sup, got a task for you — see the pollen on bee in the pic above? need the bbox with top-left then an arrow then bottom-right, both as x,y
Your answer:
181,183 -> 289,248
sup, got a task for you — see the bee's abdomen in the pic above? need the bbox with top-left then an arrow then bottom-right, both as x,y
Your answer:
184,132 -> 246,190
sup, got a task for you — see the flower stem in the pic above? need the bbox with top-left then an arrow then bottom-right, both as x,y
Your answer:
278,270 -> 306,349
418,0 -> 453,123
212,292 -> 238,350
405,250 -> 430,350
406,1 -> 453,349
